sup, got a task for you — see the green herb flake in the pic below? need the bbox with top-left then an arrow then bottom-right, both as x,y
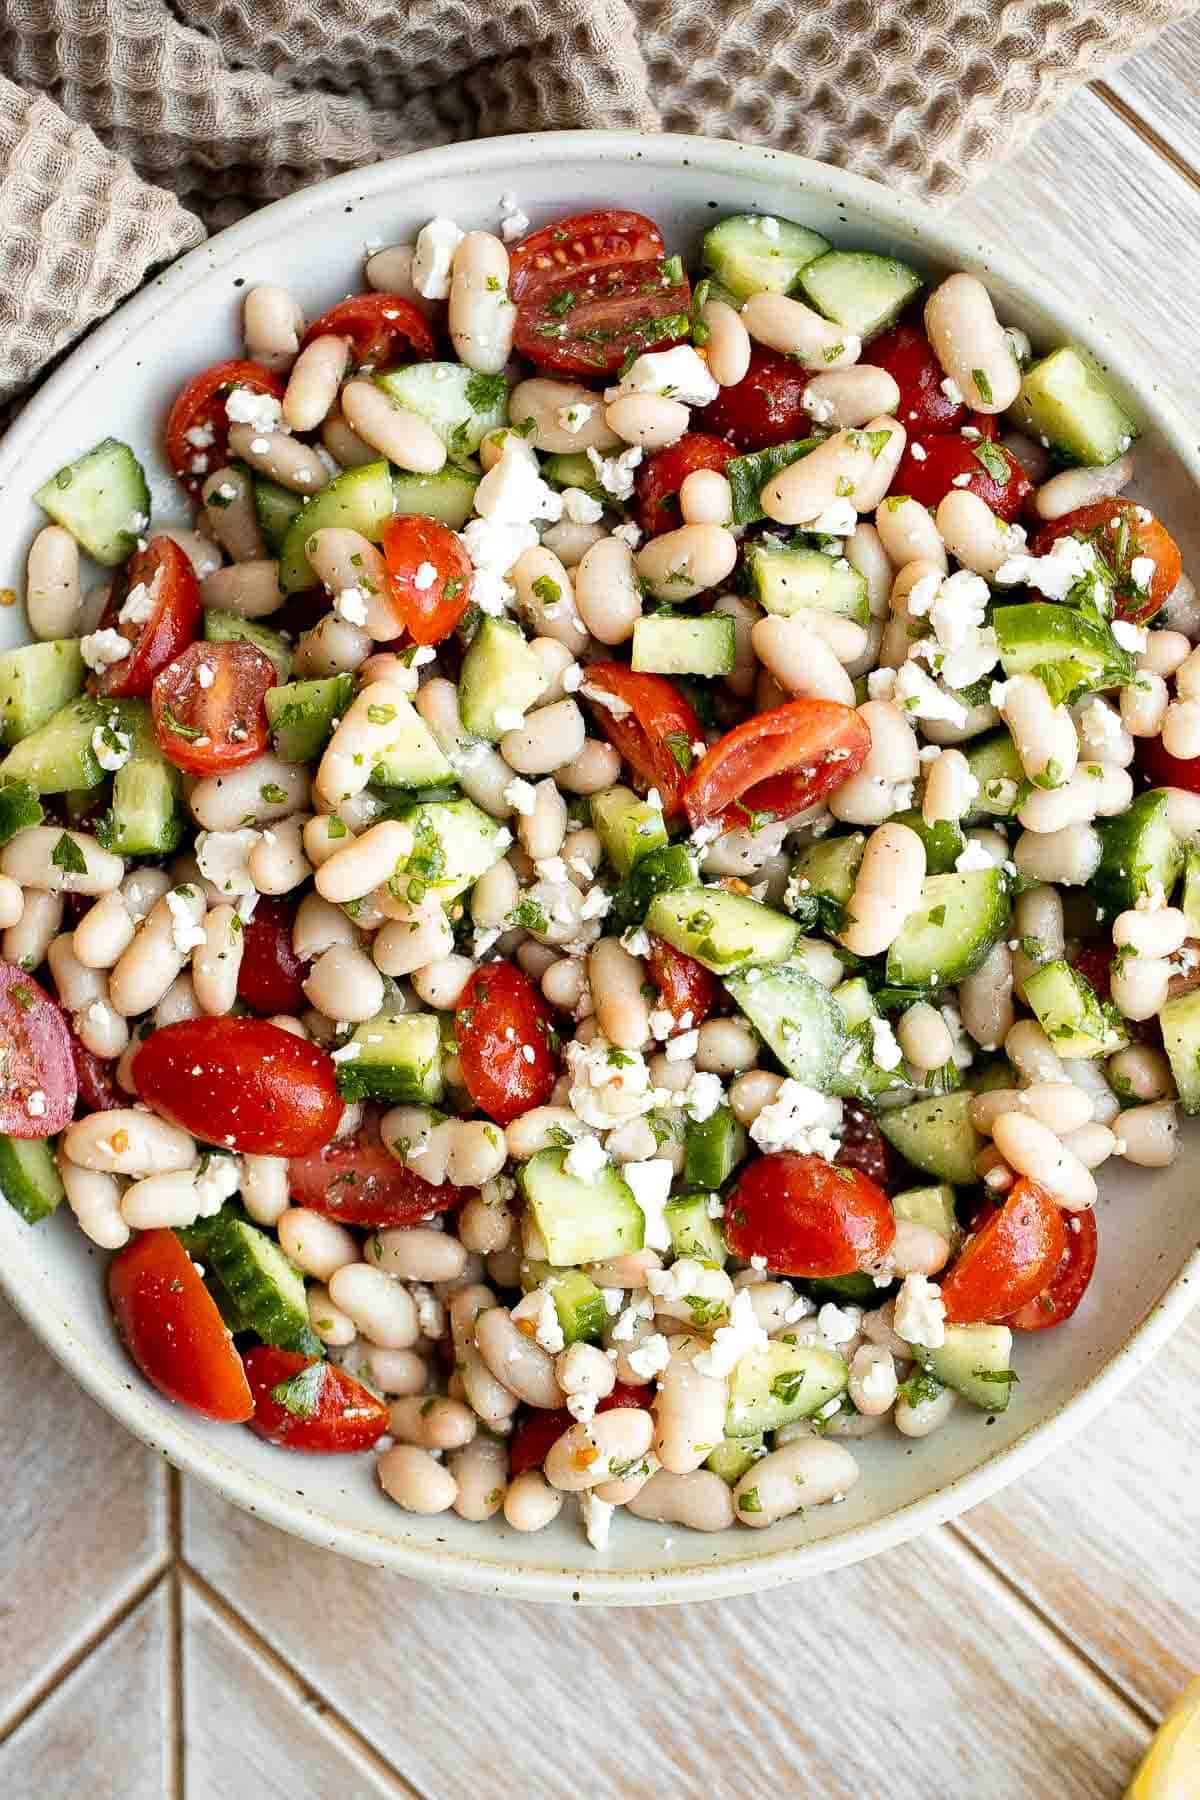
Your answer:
972,368 -> 994,406
531,574 -> 562,606
367,704 -> 397,726
664,730 -> 694,774
259,783 -> 287,804
161,706 -> 203,742
737,1486 -> 762,1514
464,371 -> 509,412
51,832 -> 87,875
269,1361 -> 328,1417
769,1369 -> 806,1407
972,440 -> 1010,484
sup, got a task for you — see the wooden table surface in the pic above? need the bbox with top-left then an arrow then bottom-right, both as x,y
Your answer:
3,28 -> 1200,1796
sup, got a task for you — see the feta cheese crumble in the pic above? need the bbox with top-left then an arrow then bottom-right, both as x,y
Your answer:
562,486 -> 604,525
622,1158 -> 674,1252
225,386 -> 283,433
412,561 -> 438,591
80,629 -> 131,673
894,1274 -> 947,1349
563,1133 -> 608,1184
692,1289 -> 769,1379
165,887 -> 207,955
607,345 -> 719,408
412,217 -> 464,299
511,1286 -> 566,1355
91,721 -> 132,772
749,1081 -> 843,1160
586,445 -> 644,501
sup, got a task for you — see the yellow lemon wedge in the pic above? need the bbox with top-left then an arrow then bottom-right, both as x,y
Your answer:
1127,1678 -> 1200,1799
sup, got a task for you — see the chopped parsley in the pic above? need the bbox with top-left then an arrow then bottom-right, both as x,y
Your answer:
51,832 -> 87,875
269,1361 -> 328,1417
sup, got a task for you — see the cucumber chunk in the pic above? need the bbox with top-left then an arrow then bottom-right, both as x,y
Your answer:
1094,788 -> 1182,915
878,1091 -> 982,1185
891,809 -> 965,877
724,1341 -> 848,1437
96,708 -> 183,854
832,975 -> 876,1031
520,1264 -> 607,1344
0,640 -> 86,745
788,832 -> 866,927
278,460 -> 396,593
390,464 -> 481,530
963,729 -> 1023,822
33,438 -> 149,566
0,780 -> 44,845
663,1189 -> 729,1264
1161,989 -> 1200,1114
252,475 -> 304,554
892,1183 -> 959,1244
646,885 -> 801,973
1010,346 -> 1138,468
701,214 -> 830,302
744,540 -> 868,623
178,1205 -> 319,1354
519,1148 -> 645,1265
0,695 -> 131,793
542,452 -> 605,500
727,440 -> 823,526
611,841 -> 698,929
374,365 -> 508,462
705,1437 -> 763,1484
367,692 -> 457,791
1182,845 -> 1200,937
388,797 -> 508,902
885,869 -> 1010,988
204,610 -> 293,685
265,674 -> 355,765
914,1322 -> 1014,1412
0,1134 -> 65,1224
1023,959 -> 1127,1058
994,603 -> 1136,704
590,785 -> 668,877
797,251 -> 923,340
724,961 -> 850,1094
682,1108 -> 745,1193
458,617 -> 547,740
631,611 -> 735,677
333,1014 -> 444,1105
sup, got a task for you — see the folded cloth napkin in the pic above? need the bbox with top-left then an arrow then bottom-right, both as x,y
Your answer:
0,0 -> 1194,407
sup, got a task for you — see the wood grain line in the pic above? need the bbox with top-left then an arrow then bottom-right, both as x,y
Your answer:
168,1472 -> 185,1800
178,1560 -> 428,1800
1091,78 -> 1200,195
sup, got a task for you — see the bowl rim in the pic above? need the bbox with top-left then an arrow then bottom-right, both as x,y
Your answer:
2,128 -> 1197,1605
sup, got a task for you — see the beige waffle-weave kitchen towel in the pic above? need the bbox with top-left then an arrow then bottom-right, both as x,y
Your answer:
0,0 -> 1195,406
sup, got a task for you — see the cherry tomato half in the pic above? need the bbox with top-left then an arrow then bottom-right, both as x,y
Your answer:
510,210 -> 665,301
456,963 -> 558,1128
515,260 -> 692,378
70,1031 -> 122,1114
1031,499 -> 1182,625
581,664 -> 704,818
646,937 -> 719,1029
151,640 -> 277,776
509,1383 -> 651,1476
380,514 -> 474,644
682,698 -> 871,831
289,1127 -> 460,1227
90,537 -> 202,701
726,1152 -> 896,1277
300,293 -> 434,368
834,1101 -> 895,1192
635,432 -> 738,537
133,1017 -> 343,1156
862,319 -> 967,435
1138,732 -> 1200,794
0,962 -> 77,1137
695,345 -> 815,451
1008,1208 -> 1099,1330
109,1230 -> 253,1421
890,434 -> 1032,521
236,897 -> 307,1016
244,1347 -> 390,1452
166,359 -> 286,493
940,1178 -> 1067,1325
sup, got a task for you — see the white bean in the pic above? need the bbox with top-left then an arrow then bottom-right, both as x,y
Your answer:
239,1153 -> 289,1226
935,489 -> 1023,579
62,1110 -> 196,1177
0,876 -> 24,931
500,699 -> 586,776
589,937 -> 650,1050
829,701 -> 919,826
751,614 -> 854,704
1164,700 -> 1200,761
733,1439 -> 860,1525
627,1469 -> 735,1532
411,954 -> 473,1011
653,1337 -> 729,1475
848,1344 -> 899,1416
895,1383 -> 957,1438
896,1001 -> 954,1071
991,1112 -> 1096,1208
1013,822 -> 1101,887
1107,1044 -> 1175,1104
696,1017 -> 759,1075
805,365 -> 901,429
475,1306 -> 563,1408
26,526 -> 82,638
503,1470 -> 565,1532
192,904 -> 244,1015
201,466 -> 264,563
543,1409 -> 655,1492
448,231 -> 516,374
243,284 -> 304,369
377,1445 -> 458,1515
507,379 -> 621,454
340,380 -> 445,473
327,1263 -> 418,1348
1116,1101 -> 1179,1168
999,673 -> 1079,787
302,941 -> 384,1021
373,901 -> 454,978
108,887 -> 204,1016
700,299 -> 752,387
556,739 -> 621,797
0,827 -> 122,897
605,393 -> 691,451
226,424 -> 329,495
1073,697 -> 1133,767
1121,672 -> 1169,738
510,548 -> 588,655
190,756 -> 308,831
314,819 -> 412,904
59,1157 -> 129,1248
741,291 -> 861,369
924,274 -> 1020,413
1034,454 -> 1134,520
1111,954 -> 1172,1022
876,495 -> 948,572
957,940 -> 1014,1050
635,524 -> 738,602
840,821 -> 926,956
1112,906 -> 1189,958
1146,632 -> 1194,681
575,537 -> 642,645
277,1206 -> 359,1280
845,522 -> 893,620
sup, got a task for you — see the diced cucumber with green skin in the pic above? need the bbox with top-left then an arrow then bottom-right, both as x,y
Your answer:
252,475 -> 304,554
610,841 -> 698,930
178,1206 -> 319,1355
744,541 -> 868,622
891,809 -> 965,876
803,1271 -> 881,1303
797,251 -> 923,340
1094,788 -> 1182,915
519,1148 -> 645,1265
590,785 -> 668,877
724,961 -> 849,1093
631,611 -> 735,677
367,691 -> 457,790
334,1014 -> 444,1105
390,464 -> 481,530
994,603 -> 1136,704
885,869 -> 1011,988
520,1262 -> 607,1343
1182,846 -> 1200,937
963,729 -> 1024,822
727,440 -> 823,526
663,1189 -> 729,1264
647,886 -> 802,973
705,1437 -> 763,1484
278,460 -> 396,592
701,214 -> 830,302
374,365 -> 509,462
724,1340 -> 848,1437
204,610 -> 293,685
1160,989 -> 1200,1113
832,975 -> 876,1030
457,617 -> 546,740
97,716 -> 183,854
0,695 -> 120,793
0,641 -> 86,746
1023,959 -> 1127,1058
0,1134 -> 64,1224
0,780 -> 43,845
264,674 -> 355,765
789,832 -> 866,923
914,1323 -> 1014,1412
388,797 -> 508,902
33,438 -> 149,566
878,1091 -> 982,1185
1010,346 -> 1138,468
682,1108 -> 745,1193
541,451 -> 605,499
892,1183 -> 958,1244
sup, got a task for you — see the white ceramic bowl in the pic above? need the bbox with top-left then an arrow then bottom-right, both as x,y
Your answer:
1,133 -> 1197,1605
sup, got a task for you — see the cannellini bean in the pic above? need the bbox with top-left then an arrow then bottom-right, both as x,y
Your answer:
709,594 -> 761,702
107,887 -> 203,1017
373,900 -> 455,977
804,364 -> 901,429
1005,1018 -> 1066,1085
277,1206 -> 359,1280
896,1001 -> 954,1071
0,876 -> 24,931
733,1438 -> 860,1525
59,1157 -> 129,1249
999,673 -> 1079,787
697,296 -> 751,387
1061,1123 -> 1118,1169
574,536 -> 642,644
449,1435 -> 510,1522
247,816 -> 312,895
504,1106 -> 583,1160
828,701 -> 919,826
696,1017 -> 759,1075
305,529 -> 395,639
475,1305 -> 563,1408
448,231 -> 515,374
1034,454 -> 1134,520
1111,954 -> 1171,1022
198,559 -> 284,621
516,779 -> 567,865
543,1408 -> 655,1491
525,638 -> 577,707
653,1337 -> 728,1475
306,1283 -> 356,1347
389,1394 -> 477,1451
316,682 -> 420,808
889,1220 -> 950,1278
314,819 -> 412,903
364,245 -> 438,317
1017,764 -> 1132,833
411,953 -> 474,1011
957,940 -> 1014,1050
895,1383 -> 957,1438
471,857 -> 519,930
190,756 -> 308,830
503,1469 -> 565,1532
970,1082 -> 1093,1136
1107,1044 -> 1175,1104
192,904 -> 244,1015
340,379 -> 445,472
588,937 -> 650,1049
728,1069 -> 784,1126
292,892 -> 356,962
1163,700 -> 1200,761
1121,672 -> 1169,738
226,424 -> 328,494
120,1168 -> 225,1231
154,972 -> 201,1028
751,614 -> 854,704
1173,644 -> 1200,699
378,1444 -> 458,1515
302,941 -> 384,1021
416,678 -> 515,818
47,932 -> 104,1012
1112,906 -> 1189,958
444,1120 -> 507,1188
848,1344 -> 899,1416
875,495 -> 948,572
500,700 -> 586,776
62,1109 -> 196,1177
328,1263 -> 419,1348
449,1287 -> 520,1432
555,739 -> 622,797
1013,822 -> 1101,887
321,408 -> 377,469
635,524 -> 738,602
1073,697 -> 1133,767
26,525 -> 82,638
606,393 -> 690,450
990,1112 -> 1096,1208
627,1469 -> 735,1532
840,821 -> 926,957
510,547 -> 588,654
741,290 -> 860,369
508,378 -> 621,454
1144,632 -> 1194,681
0,827 -> 122,897
1115,1101 -> 1179,1167
282,334 -> 351,432
155,528 -> 222,580
922,748 -> 974,826
371,1228 -> 469,1285
239,1153 -> 289,1226
845,521 -> 893,620
243,283 -> 304,369
924,274 -> 1020,413
935,489 -> 1024,579
202,466 -> 265,563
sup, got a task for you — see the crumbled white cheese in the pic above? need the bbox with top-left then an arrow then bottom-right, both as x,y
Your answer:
749,1080 -> 843,1160
79,629 -> 131,673
334,585 -> 368,626
996,535 -> 1097,602
803,389 -> 836,425
561,662 -> 584,694
411,217 -> 464,299
612,520 -> 643,549
195,827 -> 261,901
412,561 -> 438,591
511,1286 -> 565,1355
1112,619 -> 1147,652
193,1153 -> 242,1217
893,660 -> 968,727
807,498 -> 858,537
1082,698 -> 1123,746
665,1029 -> 699,1062
503,778 -> 538,816
566,1389 -> 599,1424
474,444 -> 564,529
608,345 -> 718,408
225,386 -> 283,433
565,1036 -> 659,1131
894,1273 -> 947,1349
91,721 -> 132,772
955,837 -> 996,872
25,1090 -> 46,1118
1130,555 -> 1155,592
564,1133 -> 608,1183
580,1490 -> 616,1551
940,376 -> 964,406
692,1288 -> 768,1379
870,1015 -> 903,1072
556,402 -> 594,434
908,568 -> 999,690
866,667 -> 897,702
622,1158 -> 674,1252
682,1070 -> 724,1123
610,1294 -> 655,1342
493,706 -> 527,733
166,887 -> 207,954
562,486 -> 604,525
118,568 -> 163,627
816,1302 -> 861,1347
196,661 -> 216,690
586,445 -> 643,501
626,1332 -> 672,1381
498,191 -> 531,243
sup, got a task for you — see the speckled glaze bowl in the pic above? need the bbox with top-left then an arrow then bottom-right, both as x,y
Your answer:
1,133 -> 1197,1605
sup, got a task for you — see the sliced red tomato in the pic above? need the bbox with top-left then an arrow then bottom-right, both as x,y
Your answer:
1138,734 -> 1200,793
70,1032 -> 122,1114
380,514 -> 474,644
133,1017 -> 342,1156
109,1230 -> 253,1421
1008,1208 -> 1098,1330
166,358 -> 286,493
151,640 -> 276,776
695,345 -> 814,451
244,1347 -> 389,1452
300,293 -> 434,368
834,1101 -> 895,1192
598,1381 -> 652,1411
90,537 -> 202,700
0,962 -> 76,1137
890,433 -> 1032,521
726,1152 -> 896,1277
236,897 -> 307,1016
456,963 -> 558,1128
509,1406 -> 572,1476
515,261 -> 692,378
683,698 -> 871,831
581,664 -> 704,818
290,1129 -> 459,1227
634,432 -> 738,537
862,319 -> 967,434
510,210 -> 665,300
646,937 -> 719,1029
1031,499 -> 1182,625
941,1177 -> 1067,1325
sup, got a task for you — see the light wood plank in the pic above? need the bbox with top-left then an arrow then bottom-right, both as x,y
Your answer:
0,1585 -> 170,1797
0,1297 -> 169,1731
183,1479 -> 1148,1800
1104,18 -> 1200,186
